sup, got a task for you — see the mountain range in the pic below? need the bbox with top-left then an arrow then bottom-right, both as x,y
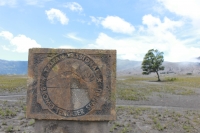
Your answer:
0,59 -> 199,75
117,59 -> 200,76
0,59 -> 28,75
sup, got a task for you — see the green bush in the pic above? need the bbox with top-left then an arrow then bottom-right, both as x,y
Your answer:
28,119 -> 35,126
186,73 -> 192,75
165,77 -> 177,81
6,125 -> 13,132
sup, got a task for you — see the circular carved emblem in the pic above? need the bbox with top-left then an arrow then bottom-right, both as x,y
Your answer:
40,52 -> 103,117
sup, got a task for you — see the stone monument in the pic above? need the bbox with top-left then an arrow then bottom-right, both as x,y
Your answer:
26,48 -> 116,132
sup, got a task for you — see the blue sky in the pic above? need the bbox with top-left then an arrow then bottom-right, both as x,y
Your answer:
0,0 -> 200,62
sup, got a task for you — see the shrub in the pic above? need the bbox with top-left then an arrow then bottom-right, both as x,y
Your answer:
186,73 -> 192,75
165,77 -> 177,81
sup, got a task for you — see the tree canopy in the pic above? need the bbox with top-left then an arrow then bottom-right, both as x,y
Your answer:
141,49 -> 164,81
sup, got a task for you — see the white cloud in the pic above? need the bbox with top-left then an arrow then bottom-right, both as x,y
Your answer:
0,0 -> 16,6
142,14 -> 183,33
0,31 -> 41,53
142,14 -> 161,27
88,14 -> 200,62
158,0 -> 200,19
45,8 -> 69,25
101,16 -> 135,35
11,35 -> 41,52
88,32 -> 200,62
90,16 -> 104,25
167,44 -> 200,62
158,0 -> 200,27
64,2 -> 83,12
141,15 -> 200,62
0,31 -> 13,40
64,33 -> 83,41
88,32 -> 160,61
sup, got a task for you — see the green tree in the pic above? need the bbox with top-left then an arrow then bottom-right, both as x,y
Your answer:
141,49 -> 164,81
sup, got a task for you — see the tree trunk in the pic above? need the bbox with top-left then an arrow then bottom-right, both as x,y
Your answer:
156,71 -> 161,81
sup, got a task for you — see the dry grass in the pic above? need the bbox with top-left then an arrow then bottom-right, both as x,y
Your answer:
117,75 -> 199,101
110,106 -> 200,133
168,76 -> 200,88
0,75 -> 27,92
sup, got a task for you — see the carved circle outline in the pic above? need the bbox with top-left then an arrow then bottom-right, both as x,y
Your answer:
40,52 -> 103,117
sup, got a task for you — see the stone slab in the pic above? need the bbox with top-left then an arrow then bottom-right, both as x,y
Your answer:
26,48 -> 116,121
35,120 -> 109,133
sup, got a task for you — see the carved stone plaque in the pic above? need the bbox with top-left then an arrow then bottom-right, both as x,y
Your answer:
26,48 -> 116,121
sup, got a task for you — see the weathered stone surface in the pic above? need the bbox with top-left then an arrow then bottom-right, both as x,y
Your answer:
26,48 -> 116,121
35,120 -> 109,133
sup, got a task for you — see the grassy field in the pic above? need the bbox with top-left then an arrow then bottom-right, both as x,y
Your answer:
117,75 -> 200,101
0,75 -> 27,92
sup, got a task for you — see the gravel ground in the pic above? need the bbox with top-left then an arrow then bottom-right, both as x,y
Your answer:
0,97 -> 34,133
0,93 -> 200,133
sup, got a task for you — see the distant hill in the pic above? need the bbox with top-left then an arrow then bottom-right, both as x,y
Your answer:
117,59 -> 142,75
0,59 -> 199,75
0,59 -> 27,75
117,59 -> 200,76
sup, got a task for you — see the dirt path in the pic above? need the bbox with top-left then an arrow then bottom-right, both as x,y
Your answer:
0,95 -> 26,102
0,95 -> 200,110
116,104 -> 200,111
117,92 -> 200,109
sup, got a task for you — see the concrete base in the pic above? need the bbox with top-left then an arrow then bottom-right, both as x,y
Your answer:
35,120 -> 109,133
